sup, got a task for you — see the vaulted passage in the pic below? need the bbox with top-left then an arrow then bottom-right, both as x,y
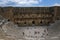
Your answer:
24,22 -> 26,24
32,21 -> 35,24
40,21 -> 42,23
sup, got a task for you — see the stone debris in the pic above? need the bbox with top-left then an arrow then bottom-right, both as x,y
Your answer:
0,15 -> 60,40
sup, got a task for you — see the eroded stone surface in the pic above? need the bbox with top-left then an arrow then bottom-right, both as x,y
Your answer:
0,15 -> 60,40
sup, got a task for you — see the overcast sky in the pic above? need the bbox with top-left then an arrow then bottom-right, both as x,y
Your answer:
0,0 -> 60,7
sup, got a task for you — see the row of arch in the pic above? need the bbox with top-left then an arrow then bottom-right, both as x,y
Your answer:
16,20 -> 50,26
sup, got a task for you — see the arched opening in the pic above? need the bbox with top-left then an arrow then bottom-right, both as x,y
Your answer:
40,21 -> 42,23
32,21 -> 35,24
47,21 -> 50,26
57,17 -> 59,20
24,22 -> 26,24
8,19 -> 10,21
47,22 -> 49,24
16,23 -> 20,26
16,22 -> 19,24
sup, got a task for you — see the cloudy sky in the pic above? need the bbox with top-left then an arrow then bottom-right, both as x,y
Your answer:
0,0 -> 60,7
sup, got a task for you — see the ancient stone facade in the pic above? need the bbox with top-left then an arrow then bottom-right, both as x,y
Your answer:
0,6 -> 60,26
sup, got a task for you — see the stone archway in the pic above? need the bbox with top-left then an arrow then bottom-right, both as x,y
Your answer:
32,21 -> 35,25
40,21 -> 42,24
8,19 -> 10,21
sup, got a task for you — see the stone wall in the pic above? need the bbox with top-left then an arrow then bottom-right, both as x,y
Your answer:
0,6 -> 60,26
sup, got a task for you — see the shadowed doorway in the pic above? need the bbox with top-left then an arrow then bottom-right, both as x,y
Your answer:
32,21 -> 35,25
